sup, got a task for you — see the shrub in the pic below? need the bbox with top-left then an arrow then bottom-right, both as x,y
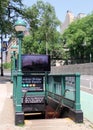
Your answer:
3,62 -> 11,69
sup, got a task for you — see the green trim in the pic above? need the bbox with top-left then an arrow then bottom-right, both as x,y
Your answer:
14,20 -> 26,27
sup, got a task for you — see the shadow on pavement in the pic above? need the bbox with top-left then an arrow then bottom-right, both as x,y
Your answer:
0,75 -> 11,84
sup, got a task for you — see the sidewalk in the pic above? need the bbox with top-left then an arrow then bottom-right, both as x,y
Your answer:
0,75 -> 93,130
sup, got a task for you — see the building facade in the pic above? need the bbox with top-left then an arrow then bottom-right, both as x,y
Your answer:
6,30 -> 30,63
61,10 -> 86,33
6,37 -> 18,63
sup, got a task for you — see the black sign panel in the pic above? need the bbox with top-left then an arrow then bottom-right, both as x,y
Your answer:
1,41 -> 7,51
22,75 -> 43,91
22,54 -> 50,72
22,96 -> 45,104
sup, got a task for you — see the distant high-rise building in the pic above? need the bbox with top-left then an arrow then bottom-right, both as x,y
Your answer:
60,10 -> 86,33
77,13 -> 86,19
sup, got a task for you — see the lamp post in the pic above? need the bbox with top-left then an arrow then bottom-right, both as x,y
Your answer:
11,45 -> 18,82
0,34 -> 4,76
10,52 -> 13,82
14,20 -> 26,72
14,19 -> 26,125
10,51 -> 17,82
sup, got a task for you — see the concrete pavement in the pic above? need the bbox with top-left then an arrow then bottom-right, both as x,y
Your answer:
0,75 -> 93,130
0,84 -> 7,112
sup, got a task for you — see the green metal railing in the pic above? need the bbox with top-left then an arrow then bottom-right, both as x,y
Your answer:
47,73 -> 81,111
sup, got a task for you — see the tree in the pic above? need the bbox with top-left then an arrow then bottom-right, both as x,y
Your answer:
22,0 -> 62,59
62,13 -> 93,63
0,0 -> 24,35
0,0 -> 24,76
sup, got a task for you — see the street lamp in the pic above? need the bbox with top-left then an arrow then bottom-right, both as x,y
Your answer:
14,20 -> 26,72
14,19 -> 26,125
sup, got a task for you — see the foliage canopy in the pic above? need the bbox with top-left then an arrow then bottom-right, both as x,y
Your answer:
22,0 -> 64,59
0,0 -> 24,35
62,14 -> 93,63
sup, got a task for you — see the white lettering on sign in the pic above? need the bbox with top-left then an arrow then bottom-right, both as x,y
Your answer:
22,96 -> 45,103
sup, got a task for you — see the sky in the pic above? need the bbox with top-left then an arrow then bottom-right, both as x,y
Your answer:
22,0 -> 93,22
1,0 -> 93,50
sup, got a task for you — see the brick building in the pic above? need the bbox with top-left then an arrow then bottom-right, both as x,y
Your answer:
6,30 -> 30,63
6,37 -> 18,63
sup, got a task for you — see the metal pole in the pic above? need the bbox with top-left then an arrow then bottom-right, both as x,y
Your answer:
18,37 -> 22,72
1,34 -> 4,76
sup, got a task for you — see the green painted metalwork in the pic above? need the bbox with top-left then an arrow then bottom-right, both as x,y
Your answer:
61,76 -> 65,104
11,45 -> 18,49
14,19 -> 26,28
75,73 -> 81,110
15,71 -> 23,112
47,73 -> 81,111
45,72 -> 48,100
12,19 -> 82,123
13,19 -> 26,115
10,53 -> 13,82
11,51 -> 16,82
15,34 -> 23,112
13,72 -> 17,104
